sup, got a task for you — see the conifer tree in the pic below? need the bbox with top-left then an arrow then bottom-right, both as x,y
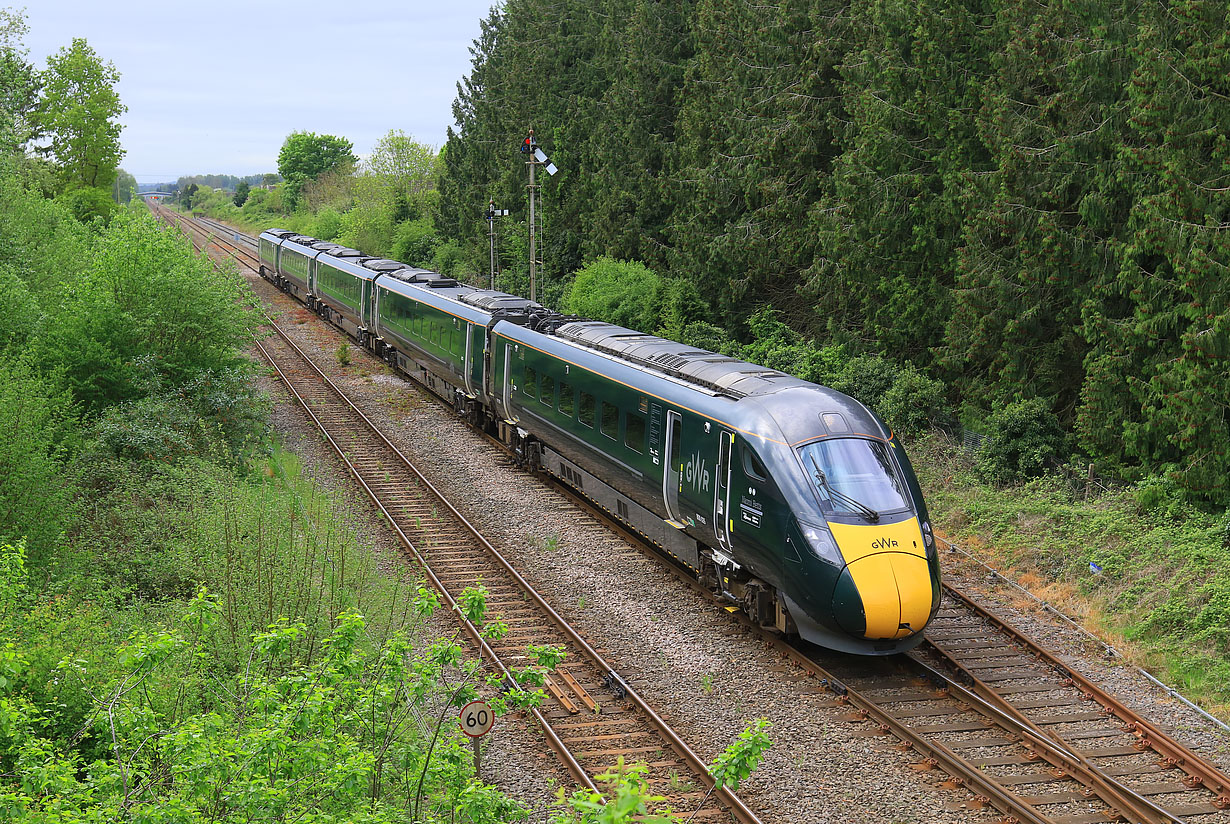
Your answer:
671,0 -> 851,327
1079,0 -> 1230,499
942,0 -> 1136,416
809,0 -> 991,365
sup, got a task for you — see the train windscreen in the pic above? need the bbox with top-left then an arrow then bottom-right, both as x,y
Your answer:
798,438 -> 908,517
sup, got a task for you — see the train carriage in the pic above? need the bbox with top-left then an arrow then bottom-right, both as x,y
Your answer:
374,272 -> 492,407
274,234 -> 320,303
312,251 -> 379,341
258,229 -> 296,287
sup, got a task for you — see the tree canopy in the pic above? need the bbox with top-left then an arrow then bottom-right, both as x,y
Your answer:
277,130 -> 355,205
34,37 -> 125,190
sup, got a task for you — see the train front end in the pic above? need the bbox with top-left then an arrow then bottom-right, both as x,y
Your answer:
756,391 -> 941,654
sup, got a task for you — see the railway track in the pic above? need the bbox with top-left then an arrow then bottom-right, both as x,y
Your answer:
157,205 -> 762,824
160,206 -> 1230,824
549,478 -> 1230,824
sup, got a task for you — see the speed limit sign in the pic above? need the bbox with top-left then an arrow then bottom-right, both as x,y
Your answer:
459,700 -> 495,738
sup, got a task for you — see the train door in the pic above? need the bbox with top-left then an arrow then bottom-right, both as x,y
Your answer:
714,429 -> 735,552
463,323 -> 475,396
662,410 -> 684,525
501,342 -> 516,422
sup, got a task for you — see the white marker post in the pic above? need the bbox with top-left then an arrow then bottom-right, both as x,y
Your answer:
459,699 -> 495,778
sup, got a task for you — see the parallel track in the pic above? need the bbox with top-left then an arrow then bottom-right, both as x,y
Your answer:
158,205 -> 762,824
161,207 -> 1230,824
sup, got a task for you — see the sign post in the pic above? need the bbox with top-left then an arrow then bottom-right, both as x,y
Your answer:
459,699 -> 495,778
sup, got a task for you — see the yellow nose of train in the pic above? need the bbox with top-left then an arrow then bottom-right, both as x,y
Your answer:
828,518 -> 936,640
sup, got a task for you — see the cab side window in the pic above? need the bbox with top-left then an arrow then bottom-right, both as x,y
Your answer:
741,444 -> 768,481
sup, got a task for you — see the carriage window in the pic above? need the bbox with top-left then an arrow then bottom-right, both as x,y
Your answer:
540,374 -> 555,406
742,445 -> 768,481
558,381 -> 575,417
600,402 -> 618,440
625,412 -> 645,453
523,365 -> 537,397
579,392 -> 595,428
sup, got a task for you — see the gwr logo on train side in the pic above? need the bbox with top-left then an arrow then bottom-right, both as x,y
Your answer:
871,536 -> 899,550
686,452 -> 711,493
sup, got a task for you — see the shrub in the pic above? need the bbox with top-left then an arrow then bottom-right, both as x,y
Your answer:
56,185 -> 117,225
430,240 -> 467,276
681,320 -> 735,353
880,368 -> 956,438
84,363 -> 267,467
313,206 -> 343,241
828,354 -> 955,438
0,263 -> 37,350
391,217 -> 438,267
564,257 -> 661,331
976,398 -> 1068,484
653,278 -> 709,341
43,209 -> 259,414
0,355 -> 75,566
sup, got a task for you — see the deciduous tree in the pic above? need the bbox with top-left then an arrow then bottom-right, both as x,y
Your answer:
278,130 -> 355,207
35,37 -> 125,190
0,8 -> 40,155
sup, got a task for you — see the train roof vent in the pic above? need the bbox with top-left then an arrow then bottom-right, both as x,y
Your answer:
529,311 -> 584,334
325,247 -> 367,259
265,228 -> 295,238
383,268 -> 434,283
311,242 -> 346,252
362,258 -> 407,272
461,290 -> 544,312
288,235 -> 318,245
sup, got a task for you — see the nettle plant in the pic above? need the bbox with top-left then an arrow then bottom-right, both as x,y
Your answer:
0,576 -> 556,823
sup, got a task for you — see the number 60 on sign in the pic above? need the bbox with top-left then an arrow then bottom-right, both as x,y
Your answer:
459,700 -> 495,737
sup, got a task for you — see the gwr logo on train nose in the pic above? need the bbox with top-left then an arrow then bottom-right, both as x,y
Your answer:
871,536 -> 899,550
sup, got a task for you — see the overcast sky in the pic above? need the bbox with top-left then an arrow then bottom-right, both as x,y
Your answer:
23,0 -> 497,184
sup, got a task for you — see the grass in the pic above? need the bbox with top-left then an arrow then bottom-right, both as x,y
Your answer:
910,431 -> 1230,719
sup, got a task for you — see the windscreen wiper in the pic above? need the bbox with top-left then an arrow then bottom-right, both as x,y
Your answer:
809,455 -> 880,522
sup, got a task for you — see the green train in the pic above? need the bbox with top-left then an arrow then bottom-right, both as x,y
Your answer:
259,229 -> 941,654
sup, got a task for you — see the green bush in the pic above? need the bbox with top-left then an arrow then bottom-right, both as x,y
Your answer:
431,239 -> 467,276
0,168 -> 90,296
0,356 -> 75,566
976,398 -> 1069,484
55,185 -> 117,225
391,217 -> 438,267
653,278 -> 709,341
564,256 -> 661,331
0,264 -> 37,350
43,208 -> 259,414
681,320 -> 734,353
831,355 -> 954,438
84,363 -> 267,467
313,205 -> 343,240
